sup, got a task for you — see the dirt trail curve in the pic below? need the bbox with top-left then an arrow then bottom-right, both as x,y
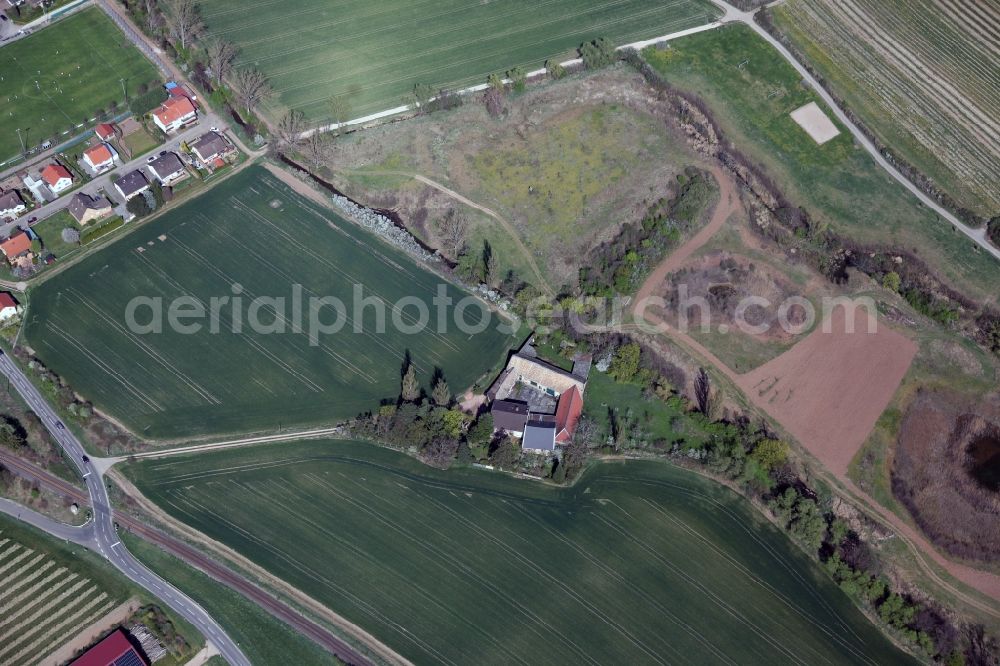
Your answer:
346,170 -> 553,295
632,166 -> 1000,618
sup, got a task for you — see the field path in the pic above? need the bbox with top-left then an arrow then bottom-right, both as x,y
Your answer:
346,169 -> 554,295
707,0 -> 1000,261
631,166 -> 1000,616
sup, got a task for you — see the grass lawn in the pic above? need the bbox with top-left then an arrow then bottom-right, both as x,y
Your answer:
120,532 -> 337,666
0,514 -> 201,666
124,439 -> 917,665
33,210 -> 83,260
23,165 -> 516,440
0,7 -> 161,162
643,25 -> 1000,304
201,0 -> 720,121
770,0 -> 1000,219
122,127 -> 160,159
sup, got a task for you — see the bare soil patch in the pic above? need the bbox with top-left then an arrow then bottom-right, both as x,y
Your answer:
736,305 -> 918,475
662,249 -> 808,344
789,101 -> 841,144
892,389 -> 1000,563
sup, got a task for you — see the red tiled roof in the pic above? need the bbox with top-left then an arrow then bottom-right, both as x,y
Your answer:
0,292 -> 17,309
84,143 -> 114,165
0,232 -> 31,258
153,96 -> 196,125
71,628 -> 147,666
95,123 -> 117,140
554,386 -> 583,443
41,163 -> 72,186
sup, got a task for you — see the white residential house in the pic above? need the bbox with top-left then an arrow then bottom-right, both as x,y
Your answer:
151,97 -> 197,133
146,152 -> 187,185
41,164 -> 74,195
83,143 -> 118,173
0,293 -> 20,322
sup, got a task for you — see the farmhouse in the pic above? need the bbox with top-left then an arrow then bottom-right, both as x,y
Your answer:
70,628 -> 149,666
0,190 -> 27,220
0,292 -> 20,322
68,192 -> 113,225
487,340 -> 590,449
83,143 -> 118,173
41,163 -> 74,194
190,131 -> 232,165
492,399 -> 529,437
522,416 -> 557,452
151,96 -> 197,133
1,230 -> 31,261
146,152 -> 187,185
114,170 -> 150,201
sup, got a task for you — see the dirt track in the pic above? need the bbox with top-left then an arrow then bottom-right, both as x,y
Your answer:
632,167 -> 1000,613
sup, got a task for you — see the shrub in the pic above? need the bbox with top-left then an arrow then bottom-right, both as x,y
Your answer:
882,270 -> 901,292
580,37 -> 616,69
507,66 -> 527,93
545,59 -> 566,80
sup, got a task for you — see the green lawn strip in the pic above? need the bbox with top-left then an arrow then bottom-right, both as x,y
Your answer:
23,165 -> 515,440
0,514 -> 202,665
201,0 -> 720,121
0,7 -> 160,162
124,438 -> 915,665
642,24 -> 1000,303
33,210 -> 84,260
120,532 -> 337,666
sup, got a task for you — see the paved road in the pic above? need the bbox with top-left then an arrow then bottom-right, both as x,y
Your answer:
0,112 -> 224,239
0,352 -> 251,666
707,0 -> 1000,261
0,495 -> 94,543
0,436 -> 376,665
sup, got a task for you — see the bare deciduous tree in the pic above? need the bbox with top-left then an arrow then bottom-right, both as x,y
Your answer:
328,96 -> 351,133
232,68 -> 272,115
275,109 -> 306,150
164,0 -> 203,50
437,209 -> 468,257
204,38 -> 238,85
61,228 -> 80,245
299,132 -> 332,170
694,367 -> 712,416
143,0 -> 163,33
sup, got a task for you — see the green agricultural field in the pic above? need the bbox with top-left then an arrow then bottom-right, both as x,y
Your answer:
125,439 -> 917,665
0,8 -> 161,162
23,165 -> 515,440
200,0 -> 720,121
643,25 -> 1000,305
121,532 -> 335,666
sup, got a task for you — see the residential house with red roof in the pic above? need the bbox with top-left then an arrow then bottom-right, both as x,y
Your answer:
0,231 -> 32,261
95,123 -> 119,142
70,628 -> 148,666
152,96 -> 197,133
0,292 -> 20,322
41,163 -> 74,194
83,143 -> 118,173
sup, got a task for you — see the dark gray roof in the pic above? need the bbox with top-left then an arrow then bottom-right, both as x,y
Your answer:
191,131 -> 229,160
491,399 -> 529,432
148,152 -> 184,179
114,170 -> 149,196
522,417 -> 556,451
67,192 -> 111,222
0,190 -> 24,211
